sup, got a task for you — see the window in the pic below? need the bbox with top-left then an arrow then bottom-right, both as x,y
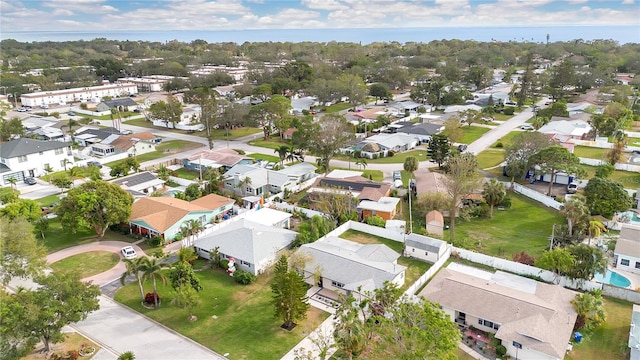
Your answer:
55,148 -> 63,155
331,281 -> 344,288
39,151 -> 44,155
478,318 -> 500,330
621,259 -> 630,266
635,262 -> 640,269
18,155 -> 27,163
245,186 -> 252,194
425,251 -> 428,256
412,248 -> 415,252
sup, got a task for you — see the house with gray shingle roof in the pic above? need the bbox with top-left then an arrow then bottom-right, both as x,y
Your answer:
0,138 -> 73,186
420,264 -> 577,360
295,236 -> 406,298
193,218 -> 297,275
614,223 -> 640,275
110,171 -> 165,196
403,233 -> 447,263
223,164 -> 294,197
96,98 -> 139,112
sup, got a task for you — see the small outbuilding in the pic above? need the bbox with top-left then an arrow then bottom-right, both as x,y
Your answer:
425,210 -> 445,237
403,233 -> 447,263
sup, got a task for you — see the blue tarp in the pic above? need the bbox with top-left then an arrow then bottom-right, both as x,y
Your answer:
574,332 -> 583,343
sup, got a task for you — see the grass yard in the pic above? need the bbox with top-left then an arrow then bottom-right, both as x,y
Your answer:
491,131 -> 520,148
566,297 -> 633,360
574,145 -> 607,160
445,192 -> 564,260
36,194 -> 62,207
172,168 -> 200,180
208,127 -> 263,140
248,138 -> 289,150
476,149 -> 505,170
455,347 -> 478,360
323,102 -> 353,113
115,268 -> 329,360
340,230 -> 431,291
105,140 -> 203,167
50,251 -> 120,278
460,126 -> 491,144
578,164 -> 640,190
247,153 -> 281,163
39,218 -> 134,253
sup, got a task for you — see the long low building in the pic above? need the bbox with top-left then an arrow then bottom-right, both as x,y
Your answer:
20,82 -> 138,107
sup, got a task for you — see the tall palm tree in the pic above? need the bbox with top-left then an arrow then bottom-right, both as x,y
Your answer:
588,219 -> 607,244
156,164 -> 171,181
62,158 -> 71,172
44,164 -> 54,182
120,257 -> 146,302
275,145 -> 289,167
7,177 -> 16,190
141,257 -> 169,307
403,156 -> 418,233
483,178 -> 506,218
239,176 -> 252,196
561,195 -> 589,237
180,219 -> 205,246
355,157 -> 367,170
67,166 -> 81,188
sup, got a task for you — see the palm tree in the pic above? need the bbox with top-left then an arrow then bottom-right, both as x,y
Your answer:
67,166 -> 82,188
62,158 -> 71,172
156,164 -> 171,181
239,176 -> 252,196
7,176 -> 16,190
561,195 -> 589,238
180,219 -> 205,246
355,157 -> 368,170
141,257 -> 169,307
120,257 -> 146,302
403,156 -> 418,233
483,178 -> 506,218
67,119 -> 80,143
44,164 -> 54,182
588,219 -> 607,245
275,145 -> 289,167
177,247 -> 198,264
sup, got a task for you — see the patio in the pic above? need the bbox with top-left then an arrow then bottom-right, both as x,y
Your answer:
462,327 -> 495,359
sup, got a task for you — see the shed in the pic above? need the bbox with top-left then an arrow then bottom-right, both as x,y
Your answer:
403,233 -> 447,263
425,210 -> 445,237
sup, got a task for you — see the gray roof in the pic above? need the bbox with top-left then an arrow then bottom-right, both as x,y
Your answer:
225,164 -> 291,188
394,122 -> 443,137
193,219 -> 296,265
405,233 -> 446,253
614,223 -> 640,258
295,237 -> 405,292
75,127 -> 121,141
0,138 -> 71,158
277,162 -> 316,177
103,98 -> 138,108
111,171 -> 160,187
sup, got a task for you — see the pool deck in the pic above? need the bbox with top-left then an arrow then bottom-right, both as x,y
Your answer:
610,266 -> 640,291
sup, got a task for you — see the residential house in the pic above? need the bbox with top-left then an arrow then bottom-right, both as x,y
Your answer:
224,164 -> 293,197
630,304 -> 640,360
21,116 -> 62,141
307,176 -> 392,205
74,127 -> 122,147
358,133 -> 418,157
282,128 -> 296,141
472,91 -> 511,106
414,168 -> 447,196
183,148 -> 253,174
425,210 -> 445,237
444,104 -> 483,113
243,207 -> 293,229
0,138 -> 73,186
110,171 -> 165,196
389,121 -> 444,143
357,196 -> 400,221
403,233 -> 447,263
420,264 -> 577,360
19,82 -> 138,107
193,219 -> 296,275
106,132 -> 160,157
95,98 -> 139,113
150,104 -> 204,131
538,118 -> 592,140
614,223 -> 640,275
291,96 -> 316,114
295,236 -> 406,298
388,100 -> 423,113
129,194 -> 235,243
277,162 -> 317,184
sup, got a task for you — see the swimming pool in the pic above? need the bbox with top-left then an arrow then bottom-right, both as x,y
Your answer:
594,270 -> 631,288
617,210 -> 640,225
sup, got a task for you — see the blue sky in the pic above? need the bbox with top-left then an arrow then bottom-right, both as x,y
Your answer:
1,0 -> 639,32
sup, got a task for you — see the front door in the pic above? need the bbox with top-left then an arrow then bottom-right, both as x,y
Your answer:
29,169 -> 35,177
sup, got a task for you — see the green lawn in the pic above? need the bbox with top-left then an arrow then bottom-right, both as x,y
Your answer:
476,149 -> 505,170
455,347 -> 478,360
172,168 -> 200,180
340,229 -> 431,291
578,165 -> 640,190
36,194 -> 62,207
248,139 -> 289,150
444,193 -> 564,260
105,140 -> 203,167
247,153 -> 281,163
322,102 -> 353,113
460,126 -> 491,144
566,297 -> 633,360
39,218 -> 135,253
50,251 -> 120,278
115,267 -> 329,359
80,112 -> 138,121
574,146 -> 607,160
491,131 -> 521,148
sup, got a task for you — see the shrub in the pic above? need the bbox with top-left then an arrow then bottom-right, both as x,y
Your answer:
496,344 -> 507,357
503,107 -> 515,115
366,215 -> 386,228
234,149 -> 246,155
219,259 -> 229,269
512,251 -> 535,266
387,150 -> 395,157
149,235 -> 163,247
495,142 -> 504,148
499,195 -> 512,209
234,270 -> 257,285
144,292 -> 160,304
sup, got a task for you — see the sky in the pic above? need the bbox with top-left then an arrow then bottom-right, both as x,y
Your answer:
1,0 -> 639,33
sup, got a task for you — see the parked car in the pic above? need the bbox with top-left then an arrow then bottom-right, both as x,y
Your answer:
521,124 -> 534,130
393,171 -> 402,181
24,177 -> 37,185
265,162 -> 276,170
121,246 -> 137,260
457,144 -> 468,152
567,182 -> 578,194
87,161 -> 102,168
67,112 -> 76,116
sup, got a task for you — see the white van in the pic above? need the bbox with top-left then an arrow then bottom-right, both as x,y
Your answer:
567,182 -> 578,194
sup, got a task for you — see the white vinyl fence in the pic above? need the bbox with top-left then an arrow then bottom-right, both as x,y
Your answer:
404,245 -> 452,296
602,284 -> 640,303
506,182 -> 563,210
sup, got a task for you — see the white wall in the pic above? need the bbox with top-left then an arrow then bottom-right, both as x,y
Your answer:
404,245 -> 439,263
507,182 -> 563,210
349,221 -> 405,242
614,254 -> 640,275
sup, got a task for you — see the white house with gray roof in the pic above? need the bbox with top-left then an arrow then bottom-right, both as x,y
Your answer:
295,237 -> 406,298
403,233 -> 447,263
277,162 -> 317,183
193,219 -> 296,275
110,171 -> 165,196
420,263 -> 577,360
614,223 -> 640,275
224,164 -> 294,196
0,138 -> 73,186
630,304 -> 640,360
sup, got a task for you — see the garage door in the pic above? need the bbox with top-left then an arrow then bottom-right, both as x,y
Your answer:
2,171 -> 25,185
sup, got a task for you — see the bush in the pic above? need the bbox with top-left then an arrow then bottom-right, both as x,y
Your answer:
503,107 -> 515,115
366,215 -> 386,228
499,195 -> 512,209
234,270 -> 257,285
144,292 -> 160,304
496,344 -> 507,357
219,259 -> 229,269
234,149 -> 246,155
387,150 -> 395,157
149,235 -> 163,247
495,142 -> 504,148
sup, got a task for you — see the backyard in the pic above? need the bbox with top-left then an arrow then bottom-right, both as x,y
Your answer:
339,229 -> 432,291
123,118 -> 262,140
104,140 -> 203,167
460,126 -> 491,144
476,149 -> 505,170
443,192 -> 564,260
115,265 -> 329,359
566,296 -> 633,360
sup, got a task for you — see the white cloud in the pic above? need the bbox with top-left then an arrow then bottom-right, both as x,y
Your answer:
567,0 -> 588,4
301,0 -> 349,11
622,0 -> 634,4
52,8 -> 74,16
42,0 -> 118,13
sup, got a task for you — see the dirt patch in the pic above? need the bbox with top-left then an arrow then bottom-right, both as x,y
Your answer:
231,291 -> 249,302
23,333 -> 100,360
340,231 -> 379,245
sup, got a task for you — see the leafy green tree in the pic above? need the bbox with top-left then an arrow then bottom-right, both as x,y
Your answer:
120,257 -> 147,302
584,177 -> 633,218
147,95 -> 182,128
536,247 -> 575,283
369,297 -> 461,360
0,289 -> 38,360
369,83 -> 391,104
561,195 -> 590,238
606,136 -> 625,165
0,216 -> 46,285
594,164 -> 614,178
572,290 -> 606,332
566,244 -> 607,281
171,284 -> 202,321
270,255 -> 310,330
169,261 -> 202,292
12,271 -> 100,353
156,164 -> 171,181
483,179 -> 506,218
0,187 -> 19,204
0,117 -> 24,141
444,152 -> 482,243
308,114 -> 354,174
529,145 -> 583,197
184,87 -> 219,149
548,59 -> 576,101
0,199 -> 42,222
333,295 -> 367,359
292,215 -> 337,247
141,257 -> 169,308
459,109 -> 483,127
177,247 -> 198,264
441,116 -> 464,144
56,180 -> 133,238
251,83 -> 272,102
465,65 -> 492,89
503,132 -> 555,189
33,215 -> 49,240
338,73 -> 368,109
428,134 -> 450,169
